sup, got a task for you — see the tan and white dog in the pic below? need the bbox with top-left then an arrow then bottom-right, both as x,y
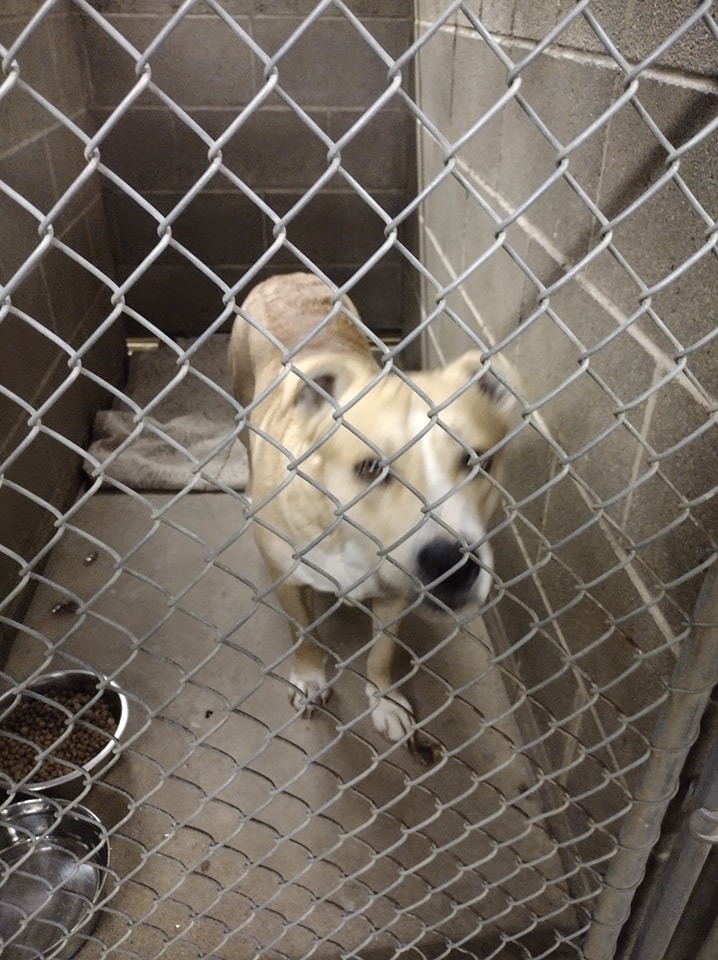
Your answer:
230,272 -> 509,757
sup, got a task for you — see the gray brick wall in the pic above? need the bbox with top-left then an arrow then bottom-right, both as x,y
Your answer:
0,1 -> 125,656
81,2 -> 417,337
414,0 -> 718,809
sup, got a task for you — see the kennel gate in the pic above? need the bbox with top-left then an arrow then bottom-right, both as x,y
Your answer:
1,1 -> 717,958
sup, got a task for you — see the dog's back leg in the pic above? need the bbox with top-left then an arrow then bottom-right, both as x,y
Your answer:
270,570 -> 329,714
365,597 -> 414,743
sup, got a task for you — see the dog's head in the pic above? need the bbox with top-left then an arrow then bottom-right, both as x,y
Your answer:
260,350 -> 511,612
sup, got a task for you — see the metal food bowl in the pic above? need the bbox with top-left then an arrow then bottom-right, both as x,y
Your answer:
0,797 -> 109,960
0,670 -> 129,798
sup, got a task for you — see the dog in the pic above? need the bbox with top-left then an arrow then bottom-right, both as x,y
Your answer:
230,272 -> 510,758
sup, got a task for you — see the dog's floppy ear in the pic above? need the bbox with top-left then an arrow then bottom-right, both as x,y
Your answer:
291,353 -> 368,415
446,350 -> 511,407
294,371 -> 338,413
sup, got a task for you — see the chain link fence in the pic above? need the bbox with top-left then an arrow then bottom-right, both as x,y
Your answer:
1,2 -> 717,959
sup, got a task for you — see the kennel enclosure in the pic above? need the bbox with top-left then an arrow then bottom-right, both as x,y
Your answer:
1,2 -> 717,959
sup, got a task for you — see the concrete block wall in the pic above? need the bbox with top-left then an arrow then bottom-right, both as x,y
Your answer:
414,0 -> 718,825
81,0 -> 416,337
0,0 -> 125,655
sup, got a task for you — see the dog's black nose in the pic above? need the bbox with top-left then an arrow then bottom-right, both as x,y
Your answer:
417,540 -> 479,608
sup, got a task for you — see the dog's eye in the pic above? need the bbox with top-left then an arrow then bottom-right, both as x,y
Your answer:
461,449 -> 494,474
355,459 -> 390,484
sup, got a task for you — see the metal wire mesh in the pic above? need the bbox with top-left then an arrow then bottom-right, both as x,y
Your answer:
1,2 -> 717,960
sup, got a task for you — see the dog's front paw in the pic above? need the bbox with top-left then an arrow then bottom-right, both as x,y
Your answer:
365,683 -> 414,742
289,667 -> 330,717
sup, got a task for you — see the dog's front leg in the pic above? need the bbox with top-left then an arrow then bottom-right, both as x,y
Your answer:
365,597 -> 415,744
273,576 -> 329,715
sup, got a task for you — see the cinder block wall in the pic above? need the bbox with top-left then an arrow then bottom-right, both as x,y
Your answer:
415,0 -> 718,819
81,1 -> 417,338
0,1 -> 125,657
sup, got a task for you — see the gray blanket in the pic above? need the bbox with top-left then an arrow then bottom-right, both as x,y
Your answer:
84,336 -> 249,492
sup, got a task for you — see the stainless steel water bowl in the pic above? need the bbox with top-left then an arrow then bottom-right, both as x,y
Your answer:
0,797 -> 109,960
0,670 -> 129,798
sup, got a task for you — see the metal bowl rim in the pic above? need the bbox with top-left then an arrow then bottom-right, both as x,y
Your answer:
0,669 -> 129,791
0,796 -> 109,959
0,795 -> 107,839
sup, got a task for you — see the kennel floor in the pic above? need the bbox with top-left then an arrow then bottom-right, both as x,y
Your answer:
6,491 -> 582,959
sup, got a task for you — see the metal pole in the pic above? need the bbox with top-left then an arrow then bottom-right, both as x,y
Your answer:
696,908 -> 718,960
625,717 -> 718,960
582,561 -> 718,960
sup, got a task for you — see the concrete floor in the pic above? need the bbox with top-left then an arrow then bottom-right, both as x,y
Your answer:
5,490 -> 586,959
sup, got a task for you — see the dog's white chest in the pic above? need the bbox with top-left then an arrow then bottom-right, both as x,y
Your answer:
289,537 -> 384,599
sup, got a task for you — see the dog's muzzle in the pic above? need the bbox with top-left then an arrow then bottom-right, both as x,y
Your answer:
416,539 -> 491,611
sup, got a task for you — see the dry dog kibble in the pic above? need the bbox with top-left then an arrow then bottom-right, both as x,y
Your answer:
0,685 -> 118,784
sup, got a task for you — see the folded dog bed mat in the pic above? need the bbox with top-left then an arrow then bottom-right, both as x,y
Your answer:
84,336 -> 249,492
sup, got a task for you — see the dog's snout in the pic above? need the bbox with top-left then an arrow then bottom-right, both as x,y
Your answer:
418,541 -> 476,588
417,540 -> 480,608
